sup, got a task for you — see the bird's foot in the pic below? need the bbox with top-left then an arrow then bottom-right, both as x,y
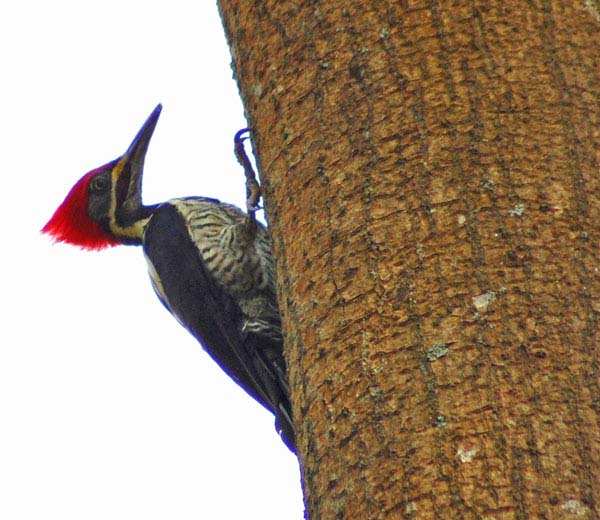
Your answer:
234,128 -> 262,219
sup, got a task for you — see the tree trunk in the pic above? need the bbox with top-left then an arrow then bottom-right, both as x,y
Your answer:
218,1 -> 600,518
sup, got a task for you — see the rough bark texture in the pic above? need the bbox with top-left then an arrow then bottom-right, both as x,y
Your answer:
218,1 -> 600,518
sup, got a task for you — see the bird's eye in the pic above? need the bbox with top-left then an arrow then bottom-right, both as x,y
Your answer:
90,175 -> 109,193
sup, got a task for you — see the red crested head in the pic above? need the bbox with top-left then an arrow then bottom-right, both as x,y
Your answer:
43,104 -> 162,251
42,160 -> 122,250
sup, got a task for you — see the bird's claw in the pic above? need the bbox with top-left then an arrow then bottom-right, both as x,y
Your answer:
234,128 -> 250,144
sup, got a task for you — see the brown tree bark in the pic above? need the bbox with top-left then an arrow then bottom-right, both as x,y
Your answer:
218,1 -> 600,518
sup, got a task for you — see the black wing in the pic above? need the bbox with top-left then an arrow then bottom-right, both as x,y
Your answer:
142,202 -> 294,451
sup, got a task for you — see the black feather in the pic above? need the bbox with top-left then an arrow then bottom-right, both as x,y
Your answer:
143,202 -> 295,452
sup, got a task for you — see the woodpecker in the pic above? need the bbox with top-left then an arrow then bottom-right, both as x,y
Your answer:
43,105 -> 295,452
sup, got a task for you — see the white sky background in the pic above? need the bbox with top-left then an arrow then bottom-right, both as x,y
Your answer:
0,1 -> 304,518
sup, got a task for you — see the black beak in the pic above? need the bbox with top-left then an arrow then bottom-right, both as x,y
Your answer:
116,103 -> 162,214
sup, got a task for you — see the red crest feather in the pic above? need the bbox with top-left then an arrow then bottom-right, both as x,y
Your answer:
42,161 -> 121,250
